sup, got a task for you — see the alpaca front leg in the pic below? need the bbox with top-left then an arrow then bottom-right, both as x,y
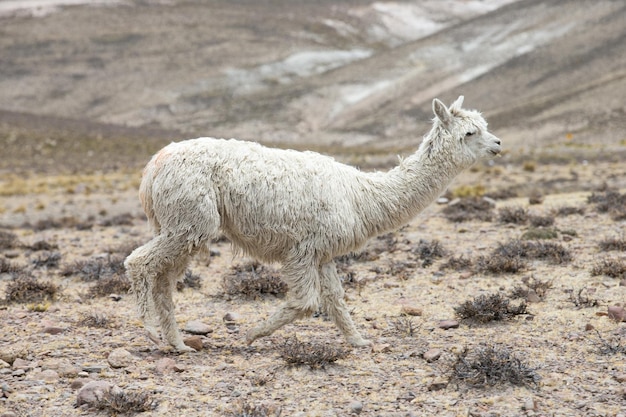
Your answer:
320,262 -> 371,347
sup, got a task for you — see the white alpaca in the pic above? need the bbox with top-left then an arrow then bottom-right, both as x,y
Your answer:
125,96 -> 501,352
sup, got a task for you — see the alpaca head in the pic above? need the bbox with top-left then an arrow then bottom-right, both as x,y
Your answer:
430,96 -> 501,164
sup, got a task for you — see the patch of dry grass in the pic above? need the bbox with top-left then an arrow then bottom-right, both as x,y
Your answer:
590,257 -> 626,279
5,274 -> 59,303
278,335 -> 350,368
221,262 -> 288,298
454,293 -> 528,323
442,197 -> 495,223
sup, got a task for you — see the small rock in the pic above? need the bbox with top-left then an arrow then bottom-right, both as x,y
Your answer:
400,305 -> 422,317
619,279 -> 626,287
183,336 -> 204,351
0,360 -> 9,369
82,364 -> 107,373
584,323 -> 595,331
371,343 -> 392,353
422,348 -> 442,363
107,348 -> 134,369
526,289 -> 541,303
522,398 -> 537,411
614,374 -> 626,383
223,312 -> 241,322
349,400 -> 363,414
12,358 -> 30,370
41,327 -> 65,335
39,369 -> 59,383
71,378 -> 93,390
1,412 -> 17,417
184,320 -> 213,335
436,197 -> 449,205
438,320 -> 459,330
155,357 -> 177,374
76,380 -> 116,406
428,378 -> 447,391
608,306 -> 626,322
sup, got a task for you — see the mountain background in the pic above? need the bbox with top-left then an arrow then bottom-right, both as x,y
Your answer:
0,0 -> 624,174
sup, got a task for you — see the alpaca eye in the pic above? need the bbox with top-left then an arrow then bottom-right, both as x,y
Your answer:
466,131 -> 475,137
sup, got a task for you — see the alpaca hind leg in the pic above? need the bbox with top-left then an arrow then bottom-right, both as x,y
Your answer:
320,262 -> 371,347
153,255 -> 195,352
125,239 -> 167,344
246,262 -> 321,345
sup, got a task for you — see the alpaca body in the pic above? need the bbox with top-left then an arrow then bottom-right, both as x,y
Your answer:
125,96 -> 501,351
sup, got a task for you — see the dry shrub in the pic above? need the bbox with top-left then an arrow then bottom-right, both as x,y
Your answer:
278,335 -> 349,368
99,213 -> 135,227
88,275 -> 131,297
31,251 -> 62,269
78,311 -> 112,328
484,188 -> 517,200
497,206 -> 528,224
26,240 -> 59,251
413,239 -> 447,267
30,216 -> 93,231
451,344 -> 539,388
442,197 -> 494,223
392,316 -> 419,337
337,232 -> 398,267
588,190 -> 626,220
592,330 -> 626,356
521,227 -> 558,240
440,255 -> 473,271
598,236 -> 626,252
494,240 -> 571,264
0,230 -> 18,250
529,214 -> 554,228
568,288 -> 599,308
454,293 -> 527,323
226,400 -> 282,417
93,388 -> 156,414
554,206 -> 585,217
476,254 -> 526,274
5,274 -> 59,303
176,269 -> 202,291
222,262 -> 287,297
510,276 -> 552,301
591,257 -> 626,279
0,258 -> 24,274
62,255 -> 125,281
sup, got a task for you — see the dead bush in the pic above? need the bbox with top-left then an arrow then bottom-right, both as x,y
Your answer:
494,240 -> 572,264
413,239 -> 447,267
529,214 -> 554,228
26,240 -> 59,251
31,251 -> 62,269
99,213 -> 135,227
278,335 -> 349,368
0,258 -> 24,274
78,311 -> 112,328
588,190 -> 626,220
510,276 -> 552,301
590,257 -> 626,279
61,255 -> 125,281
592,330 -> 626,356
0,230 -> 18,250
176,269 -> 202,291
30,216 -> 93,231
88,275 -> 131,298
521,228 -> 558,240
498,206 -> 528,224
554,206 -> 585,217
5,274 -> 59,303
476,254 -> 526,274
568,288 -> 599,308
222,262 -> 288,298
454,293 -> 527,323
442,197 -> 495,223
93,388 -> 156,414
451,344 -> 540,388
440,255 -> 473,271
392,316 -> 419,337
226,400 -> 282,417
598,236 -> 626,252
337,232 -> 398,267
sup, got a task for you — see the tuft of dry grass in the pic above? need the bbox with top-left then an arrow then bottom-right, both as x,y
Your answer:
454,293 -> 527,323
510,276 -> 552,301
25,240 -> 59,251
521,227 -> 558,240
497,206 -> 528,224
494,240 -> 572,265
222,262 -> 288,298
476,254 -> 526,274
93,388 -> 157,414
554,205 -> 585,217
176,269 -> 202,291
598,236 -> 626,252
0,230 -> 18,249
440,255 -> 473,271
568,288 -> 599,308
451,344 -> 540,388
31,251 -> 62,269
442,197 -> 494,223
78,311 -> 113,328
590,257 -> 626,279
226,400 -> 282,417
88,275 -> 131,298
61,255 -> 125,281
528,214 -> 555,228
0,258 -> 24,274
588,190 -> 626,220
413,239 -> 447,267
392,316 -> 419,337
99,213 -> 135,227
278,335 -> 350,368
5,274 -> 59,303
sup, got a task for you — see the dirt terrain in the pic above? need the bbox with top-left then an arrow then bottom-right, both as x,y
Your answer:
1,1 -> 626,416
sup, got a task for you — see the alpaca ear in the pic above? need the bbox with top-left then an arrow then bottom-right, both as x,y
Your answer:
433,98 -> 452,126
450,95 -> 464,112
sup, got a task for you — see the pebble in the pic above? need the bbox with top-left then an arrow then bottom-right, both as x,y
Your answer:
422,348 -> 442,363
608,305 -> 626,322
183,336 -> 204,351
0,360 -> 9,369
400,305 -> 422,317
70,378 -> 93,390
349,400 -> 364,414
223,312 -> 241,322
155,357 -> 177,374
107,348 -> 134,369
39,369 -> 59,383
428,378 -> 448,391
82,364 -> 107,373
41,326 -> 65,335
522,398 -> 537,411
438,320 -> 459,330
184,320 -> 213,335
436,197 -> 449,204
12,358 -> 30,370
76,380 -> 116,406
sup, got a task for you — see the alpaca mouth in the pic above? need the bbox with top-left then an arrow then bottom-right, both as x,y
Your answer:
489,149 -> 501,156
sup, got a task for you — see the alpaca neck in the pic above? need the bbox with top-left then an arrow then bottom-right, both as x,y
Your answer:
356,132 -> 470,237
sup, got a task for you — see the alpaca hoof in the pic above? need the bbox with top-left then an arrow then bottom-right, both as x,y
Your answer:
245,328 -> 260,345
174,344 -> 197,353
348,337 -> 372,347
145,328 -> 161,345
